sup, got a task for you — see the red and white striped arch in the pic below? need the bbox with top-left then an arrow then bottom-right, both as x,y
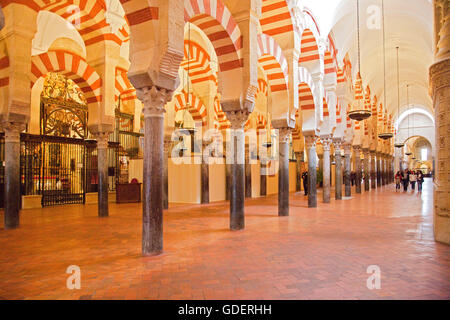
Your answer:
115,67 -> 136,102
298,67 -> 316,112
257,78 -> 268,97
257,33 -> 289,93
322,98 -> 329,117
0,53 -> 9,89
299,29 -> 319,65
174,90 -> 208,127
260,0 -> 295,37
336,101 -> 342,124
214,96 -> 230,130
256,114 -> 267,130
180,40 -> 217,86
184,0 -> 243,72
7,0 -> 129,47
31,50 -> 102,105
324,50 -> 337,76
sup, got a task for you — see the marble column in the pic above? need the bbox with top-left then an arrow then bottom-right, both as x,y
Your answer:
225,110 -> 248,230
245,143 -> 252,198
382,155 -> 387,186
93,132 -> 110,218
377,153 -> 382,187
430,54 -> 450,244
318,154 -> 324,188
370,151 -> 376,189
260,161 -> 267,196
354,146 -> 362,194
201,142 -> 209,204
278,128 -> 291,216
2,123 -> 24,229
305,135 -> 317,208
322,137 -> 332,203
344,144 -> 352,197
363,149 -> 370,191
140,86 -> 172,256
163,138 -> 170,209
334,140 -> 342,200
295,152 -> 303,192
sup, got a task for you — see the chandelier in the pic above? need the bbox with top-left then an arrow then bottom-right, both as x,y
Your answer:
349,0 -> 371,121
378,0 -> 393,140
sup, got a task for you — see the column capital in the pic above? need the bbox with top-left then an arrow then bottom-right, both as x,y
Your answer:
225,110 -> 249,129
332,138 -> 343,150
304,135 -> 316,149
362,148 -> 370,155
353,145 -> 362,153
1,121 -> 26,142
321,136 -> 332,151
91,131 -> 110,149
138,86 -> 173,118
278,127 -> 292,144
343,143 -> 352,155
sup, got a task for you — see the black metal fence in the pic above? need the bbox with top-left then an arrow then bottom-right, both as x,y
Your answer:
0,133 -> 119,208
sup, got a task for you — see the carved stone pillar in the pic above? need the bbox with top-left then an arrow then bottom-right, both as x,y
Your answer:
333,140 -> 342,200
278,128 -> 291,216
344,144 -> 352,197
363,149 -> 370,191
163,138 -> 171,209
354,146 -> 362,194
321,137 -> 332,203
225,110 -> 248,230
245,143 -> 252,198
139,86 -> 173,256
305,135 -> 317,208
2,122 -> 25,229
295,152 -> 303,192
370,151 -> 376,189
430,55 -> 450,244
377,152 -> 382,187
92,132 -> 110,218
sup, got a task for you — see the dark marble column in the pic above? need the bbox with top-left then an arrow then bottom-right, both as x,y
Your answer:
377,152 -> 382,187
225,110 -> 248,230
260,161 -> 267,196
163,138 -> 170,209
278,128 -> 291,216
363,149 -> 370,191
333,140 -> 342,200
245,143 -> 252,198
370,151 -> 376,189
321,137 -> 332,203
140,86 -> 172,256
93,132 -> 110,218
200,152 -> 209,204
344,143 -> 352,197
381,155 -> 386,186
295,152 -> 304,192
2,123 -> 24,229
305,135 -> 317,208
354,146 -> 362,194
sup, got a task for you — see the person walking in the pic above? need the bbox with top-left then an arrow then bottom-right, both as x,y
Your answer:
417,170 -> 424,192
401,170 -> 409,192
302,171 -> 308,196
395,171 -> 402,191
409,170 -> 417,191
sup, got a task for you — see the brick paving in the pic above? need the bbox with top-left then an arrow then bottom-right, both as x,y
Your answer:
0,178 -> 449,300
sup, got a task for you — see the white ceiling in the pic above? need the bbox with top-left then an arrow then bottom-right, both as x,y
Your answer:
304,0 -> 434,119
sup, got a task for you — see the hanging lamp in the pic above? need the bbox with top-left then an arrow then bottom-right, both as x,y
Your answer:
262,89 -> 272,148
378,0 -> 393,140
404,85 -> 412,156
348,0 -> 372,121
394,46 -> 405,148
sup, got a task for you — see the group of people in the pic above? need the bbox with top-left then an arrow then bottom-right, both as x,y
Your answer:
395,170 -> 424,192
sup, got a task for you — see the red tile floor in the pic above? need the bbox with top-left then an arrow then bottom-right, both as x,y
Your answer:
0,178 -> 449,300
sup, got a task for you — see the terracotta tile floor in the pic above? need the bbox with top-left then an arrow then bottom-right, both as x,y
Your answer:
0,178 -> 449,300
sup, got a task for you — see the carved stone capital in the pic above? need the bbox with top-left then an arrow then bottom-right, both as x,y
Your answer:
225,110 -> 249,130
92,132 -> 110,149
1,122 -> 26,142
138,86 -> 173,118
278,128 -> 292,144
305,135 -> 316,149
321,136 -> 332,152
353,145 -> 362,154
429,58 -> 450,96
333,139 -> 342,152
343,143 -> 352,156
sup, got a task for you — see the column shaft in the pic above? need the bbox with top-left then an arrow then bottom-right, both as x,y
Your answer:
322,138 -> 331,203
3,124 -> 23,229
363,150 -> 370,191
334,143 -> 342,200
97,139 -> 109,217
344,144 -> 352,197
230,130 -> 245,230
278,129 -> 290,216
370,152 -> 376,189
354,146 -> 362,194
306,136 -> 317,208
